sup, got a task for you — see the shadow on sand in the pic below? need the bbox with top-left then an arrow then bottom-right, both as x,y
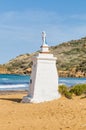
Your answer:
80,96 -> 86,99
0,98 -> 22,103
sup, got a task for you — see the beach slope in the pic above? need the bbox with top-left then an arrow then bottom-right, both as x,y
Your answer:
0,92 -> 86,130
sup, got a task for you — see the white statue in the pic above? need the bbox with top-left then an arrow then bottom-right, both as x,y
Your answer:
42,31 -> 46,45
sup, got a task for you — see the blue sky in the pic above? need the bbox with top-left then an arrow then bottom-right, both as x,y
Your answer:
0,0 -> 86,64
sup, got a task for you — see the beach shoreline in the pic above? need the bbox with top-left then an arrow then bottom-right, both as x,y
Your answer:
0,90 -> 27,95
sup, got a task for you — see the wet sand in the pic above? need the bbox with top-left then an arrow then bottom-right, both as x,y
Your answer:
0,91 -> 86,130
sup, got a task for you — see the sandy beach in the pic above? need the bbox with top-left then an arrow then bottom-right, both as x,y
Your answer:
0,91 -> 86,130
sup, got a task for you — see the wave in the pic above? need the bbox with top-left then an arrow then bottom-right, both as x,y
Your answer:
0,75 -> 86,90
2,78 -> 9,81
0,84 -> 29,90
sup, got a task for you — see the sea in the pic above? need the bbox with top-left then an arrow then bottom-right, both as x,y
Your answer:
0,74 -> 86,91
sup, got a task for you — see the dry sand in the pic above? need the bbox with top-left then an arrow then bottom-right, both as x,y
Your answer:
0,91 -> 86,130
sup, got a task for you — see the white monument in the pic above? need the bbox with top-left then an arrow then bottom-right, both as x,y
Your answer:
22,31 -> 60,103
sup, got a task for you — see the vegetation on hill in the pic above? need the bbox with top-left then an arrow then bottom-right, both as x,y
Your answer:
1,37 -> 86,77
50,37 -> 86,77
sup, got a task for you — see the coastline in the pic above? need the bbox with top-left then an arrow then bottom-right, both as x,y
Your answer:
0,91 -> 86,130
0,90 -> 27,95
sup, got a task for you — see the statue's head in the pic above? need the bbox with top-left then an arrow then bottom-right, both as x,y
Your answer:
42,31 -> 46,38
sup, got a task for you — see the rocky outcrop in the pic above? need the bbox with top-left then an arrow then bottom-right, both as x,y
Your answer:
0,66 -> 10,74
58,70 -> 86,77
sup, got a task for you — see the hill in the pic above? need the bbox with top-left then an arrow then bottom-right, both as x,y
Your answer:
0,65 -> 9,74
2,37 -> 86,77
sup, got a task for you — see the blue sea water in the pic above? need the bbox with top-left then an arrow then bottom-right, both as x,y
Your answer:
0,74 -> 86,90
59,77 -> 86,87
0,74 -> 29,90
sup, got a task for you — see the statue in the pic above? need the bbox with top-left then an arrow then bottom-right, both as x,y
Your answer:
42,31 -> 46,45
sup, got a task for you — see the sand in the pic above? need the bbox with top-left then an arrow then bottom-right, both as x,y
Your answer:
0,91 -> 86,130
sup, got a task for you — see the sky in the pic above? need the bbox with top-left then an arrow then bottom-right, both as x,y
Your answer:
0,0 -> 86,64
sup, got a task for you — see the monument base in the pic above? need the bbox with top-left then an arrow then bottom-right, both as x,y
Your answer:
21,94 -> 61,103
21,96 -> 31,103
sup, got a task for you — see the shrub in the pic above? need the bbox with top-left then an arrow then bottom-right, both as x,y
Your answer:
65,91 -> 72,99
70,84 -> 86,96
58,85 -> 67,95
59,84 -> 86,99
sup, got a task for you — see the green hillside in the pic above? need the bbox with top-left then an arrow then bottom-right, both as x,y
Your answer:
3,37 -> 86,77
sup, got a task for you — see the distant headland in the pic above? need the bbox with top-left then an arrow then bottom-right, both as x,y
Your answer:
0,36 -> 86,77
